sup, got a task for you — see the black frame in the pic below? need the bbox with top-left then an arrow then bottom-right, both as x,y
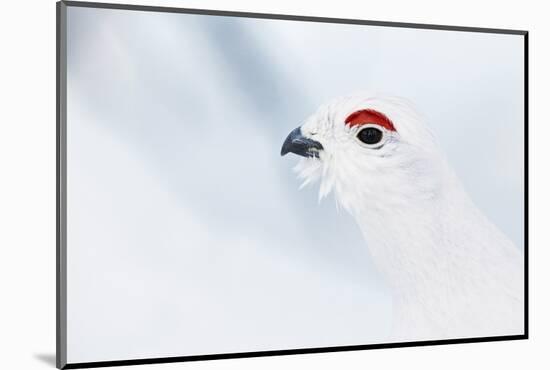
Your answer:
56,1 -> 529,368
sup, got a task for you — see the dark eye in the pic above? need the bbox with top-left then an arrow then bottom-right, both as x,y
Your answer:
357,127 -> 383,145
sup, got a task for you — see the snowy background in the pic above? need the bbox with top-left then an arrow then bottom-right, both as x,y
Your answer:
65,6 -> 524,363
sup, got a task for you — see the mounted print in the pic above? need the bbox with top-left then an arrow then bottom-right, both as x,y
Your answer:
57,1 -> 528,368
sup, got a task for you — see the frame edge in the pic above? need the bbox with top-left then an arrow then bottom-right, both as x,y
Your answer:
56,1 -> 68,369
523,31 -> 529,339
62,0 -> 527,35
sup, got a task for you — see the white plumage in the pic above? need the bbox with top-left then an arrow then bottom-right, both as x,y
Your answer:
282,93 -> 524,341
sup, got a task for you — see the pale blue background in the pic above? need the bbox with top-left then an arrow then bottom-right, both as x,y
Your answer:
66,6 -> 524,363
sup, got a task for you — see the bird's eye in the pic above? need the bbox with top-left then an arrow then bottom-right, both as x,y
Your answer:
357,127 -> 384,145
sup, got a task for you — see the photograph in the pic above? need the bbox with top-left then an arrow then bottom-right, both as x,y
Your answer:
58,1 -> 526,367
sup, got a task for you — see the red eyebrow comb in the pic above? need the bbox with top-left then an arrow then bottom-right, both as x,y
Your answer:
345,109 -> 396,132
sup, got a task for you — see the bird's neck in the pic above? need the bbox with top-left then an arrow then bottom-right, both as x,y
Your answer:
351,184 -> 523,340
328,156 -> 522,338
350,179 -> 483,303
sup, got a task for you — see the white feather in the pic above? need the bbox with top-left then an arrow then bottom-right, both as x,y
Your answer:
293,93 -> 524,341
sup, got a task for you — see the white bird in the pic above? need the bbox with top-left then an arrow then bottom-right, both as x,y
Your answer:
281,93 -> 524,341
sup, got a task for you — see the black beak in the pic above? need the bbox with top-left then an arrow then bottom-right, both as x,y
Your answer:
280,127 -> 324,158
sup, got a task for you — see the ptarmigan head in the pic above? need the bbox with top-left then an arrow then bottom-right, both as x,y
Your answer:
281,93 -> 450,215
